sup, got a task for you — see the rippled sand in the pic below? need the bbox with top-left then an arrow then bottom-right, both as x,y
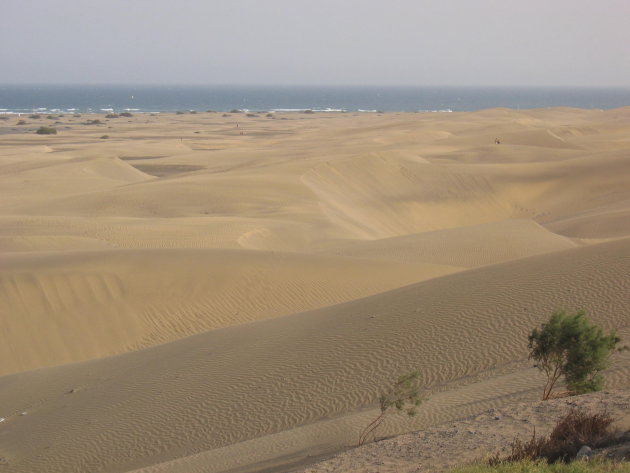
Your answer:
1,108 -> 629,472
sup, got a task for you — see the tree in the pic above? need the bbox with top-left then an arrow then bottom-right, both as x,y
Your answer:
528,310 -> 621,400
358,370 -> 424,446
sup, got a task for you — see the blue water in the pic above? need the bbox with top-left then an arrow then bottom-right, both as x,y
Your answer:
1,85 -> 630,114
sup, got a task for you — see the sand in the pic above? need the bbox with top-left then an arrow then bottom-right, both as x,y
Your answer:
1,108 -> 629,472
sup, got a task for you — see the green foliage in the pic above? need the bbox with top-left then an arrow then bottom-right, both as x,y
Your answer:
358,370 -> 424,445
100,135 -> 110,139
35,126 -> 57,135
528,310 -> 621,399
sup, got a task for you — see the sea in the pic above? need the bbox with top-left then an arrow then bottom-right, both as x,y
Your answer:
1,85 -> 630,115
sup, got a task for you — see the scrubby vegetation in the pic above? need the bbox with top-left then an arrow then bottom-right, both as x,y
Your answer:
528,311 -> 622,400
489,409 -> 620,465
120,112 -> 133,117
35,126 -> 57,135
105,113 -> 119,118
100,135 -> 109,139
29,114 -> 41,119
359,370 -> 424,446
452,459 -> 630,473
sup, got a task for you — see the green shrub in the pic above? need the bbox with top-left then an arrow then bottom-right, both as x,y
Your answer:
528,311 -> 622,399
29,114 -> 41,119
100,135 -> 109,139
119,112 -> 133,117
105,113 -> 119,118
358,370 -> 424,445
35,126 -> 57,135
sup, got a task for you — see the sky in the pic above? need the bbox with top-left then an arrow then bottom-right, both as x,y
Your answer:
1,0 -> 629,87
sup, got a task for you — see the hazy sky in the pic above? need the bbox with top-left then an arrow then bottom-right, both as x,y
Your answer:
2,0 -> 629,87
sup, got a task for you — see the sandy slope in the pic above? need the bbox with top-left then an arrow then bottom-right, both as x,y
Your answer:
295,389 -> 630,473
0,248 -> 457,375
1,108 -> 630,472
0,238 -> 629,473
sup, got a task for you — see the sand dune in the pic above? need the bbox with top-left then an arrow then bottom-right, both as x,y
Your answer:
314,219 -> 576,267
0,238 -> 629,473
1,108 -> 630,473
0,248 -> 457,376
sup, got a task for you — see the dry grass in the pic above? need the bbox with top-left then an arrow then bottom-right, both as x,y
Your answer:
491,409 -> 618,464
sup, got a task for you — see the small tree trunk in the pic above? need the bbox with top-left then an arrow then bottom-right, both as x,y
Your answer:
358,412 -> 386,446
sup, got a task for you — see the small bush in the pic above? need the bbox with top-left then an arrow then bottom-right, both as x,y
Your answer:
529,311 -> 622,400
230,109 -> 242,113
47,115 -> 55,119
176,111 -> 185,115
86,119 -> 102,125
119,112 -> 133,117
492,409 -> 617,465
222,113 -> 231,117
358,370 -> 424,445
303,109 -> 314,114
17,119 -> 27,125
29,114 -> 41,119
100,135 -> 109,139
36,126 -> 57,135
189,110 -> 197,114
0,116 -> 9,121
246,113 -> 258,117
105,113 -> 119,118
454,458 -> 630,473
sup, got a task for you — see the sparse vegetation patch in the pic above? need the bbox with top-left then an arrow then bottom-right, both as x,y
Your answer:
35,126 -> 57,135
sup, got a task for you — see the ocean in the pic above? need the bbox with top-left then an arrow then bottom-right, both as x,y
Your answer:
1,85 -> 630,114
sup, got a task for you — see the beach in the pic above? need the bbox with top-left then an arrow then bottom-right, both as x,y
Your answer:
1,108 -> 629,472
